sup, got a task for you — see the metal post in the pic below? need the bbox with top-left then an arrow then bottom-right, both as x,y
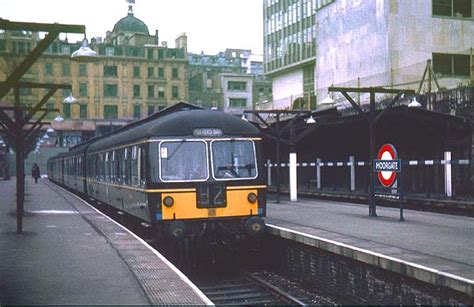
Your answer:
316,158 -> 321,190
289,153 -> 297,202
399,165 -> 405,222
14,88 -> 24,234
444,151 -> 452,198
369,91 -> 377,217
350,156 -> 355,191
275,114 -> 281,204
267,159 -> 272,186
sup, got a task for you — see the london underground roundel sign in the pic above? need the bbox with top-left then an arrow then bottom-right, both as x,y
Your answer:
374,144 -> 401,188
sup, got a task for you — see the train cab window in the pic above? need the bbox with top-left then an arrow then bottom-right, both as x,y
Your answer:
159,140 -> 208,182
211,140 -> 258,180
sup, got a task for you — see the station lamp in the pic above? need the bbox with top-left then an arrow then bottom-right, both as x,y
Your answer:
54,114 -> 65,122
46,126 -> 55,133
408,96 -> 422,108
63,93 -> 77,104
320,94 -> 335,105
305,115 -> 316,124
71,36 -> 99,62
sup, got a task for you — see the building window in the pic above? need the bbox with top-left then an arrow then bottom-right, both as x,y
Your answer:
104,84 -> 118,97
79,83 -> 88,97
106,47 -> 115,56
133,66 -> 140,78
433,53 -> 470,76
148,67 -> 154,77
79,64 -> 87,76
147,49 -> 154,59
433,0 -> 472,18
172,68 -> 178,79
148,85 -> 155,98
229,98 -> 247,108
133,85 -> 140,98
20,88 -> 32,96
62,63 -> 70,76
158,67 -> 165,78
104,66 -> 118,77
63,104 -> 71,119
228,81 -> 247,91
61,45 -> 70,55
148,105 -> 155,116
133,105 -> 141,119
104,105 -> 118,119
158,49 -> 164,59
158,86 -> 165,98
46,102 -> 55,119
172,86 -> 179,99
45,63 -> 53,75
79,104 -> 88,119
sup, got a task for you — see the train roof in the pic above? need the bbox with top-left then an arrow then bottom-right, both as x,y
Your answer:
87,107 -> 261,153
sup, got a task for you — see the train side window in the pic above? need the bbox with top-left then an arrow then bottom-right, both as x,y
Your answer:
123,148 -> 131,185
148,143 -> 159,182
111,151 -> 116,183
131,146 -> 139,186
139,145 -> 146,187
105,152 -> 109,182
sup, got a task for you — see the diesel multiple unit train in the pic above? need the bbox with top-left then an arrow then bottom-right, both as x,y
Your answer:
48,104 -> 266,244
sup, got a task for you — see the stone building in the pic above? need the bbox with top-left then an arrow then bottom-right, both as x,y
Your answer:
263,0 -> 474,109
0,4 -> 188,146
188,49 -> 272,111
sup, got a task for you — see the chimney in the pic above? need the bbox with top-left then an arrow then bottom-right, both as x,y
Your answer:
155,30 -> 159,45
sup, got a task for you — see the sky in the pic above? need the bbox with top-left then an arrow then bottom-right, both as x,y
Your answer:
0,0 -> 264,56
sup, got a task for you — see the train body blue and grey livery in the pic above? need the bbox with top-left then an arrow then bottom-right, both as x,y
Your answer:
48,105 -> 266,239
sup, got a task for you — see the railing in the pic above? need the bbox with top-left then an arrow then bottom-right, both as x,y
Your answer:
266,154 -> 473,201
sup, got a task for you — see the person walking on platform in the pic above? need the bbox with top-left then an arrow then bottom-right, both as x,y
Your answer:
32,163 -> 40,184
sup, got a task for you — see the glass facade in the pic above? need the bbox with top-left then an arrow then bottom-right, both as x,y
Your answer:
264,0 -> 334,74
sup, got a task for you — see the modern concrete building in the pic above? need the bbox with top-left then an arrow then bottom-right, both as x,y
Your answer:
0,3 -> 188,146
263,0 -> 473,109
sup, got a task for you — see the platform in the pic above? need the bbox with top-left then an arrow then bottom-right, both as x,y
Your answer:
0,178 -> 211,305
265,196 -> 474,297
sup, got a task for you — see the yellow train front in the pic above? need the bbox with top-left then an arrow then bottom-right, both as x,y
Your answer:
83,106 -> 266,242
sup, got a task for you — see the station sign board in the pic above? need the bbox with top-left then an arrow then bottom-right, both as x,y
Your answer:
373,144 -> 401,188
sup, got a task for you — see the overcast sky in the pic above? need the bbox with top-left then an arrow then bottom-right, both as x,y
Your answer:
0,0 -> 264,56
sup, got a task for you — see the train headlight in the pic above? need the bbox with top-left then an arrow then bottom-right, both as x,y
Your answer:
163,196 -> 174,207
247,192 -> 258,204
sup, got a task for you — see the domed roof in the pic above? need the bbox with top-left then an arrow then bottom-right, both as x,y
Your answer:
112,12 -> 149,35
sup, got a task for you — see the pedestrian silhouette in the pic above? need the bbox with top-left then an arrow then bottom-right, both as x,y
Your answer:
32,163 -> 40,184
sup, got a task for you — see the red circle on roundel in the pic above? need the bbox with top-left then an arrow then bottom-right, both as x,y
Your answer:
377,144 -> 397,187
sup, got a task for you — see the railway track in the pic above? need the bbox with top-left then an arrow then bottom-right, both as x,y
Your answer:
197,270 -> 305,305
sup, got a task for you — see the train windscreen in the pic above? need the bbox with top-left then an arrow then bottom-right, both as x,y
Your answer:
211,140 -> 257,180
159,140 -> 209,182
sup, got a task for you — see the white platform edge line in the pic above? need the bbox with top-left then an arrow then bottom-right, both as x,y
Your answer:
62,186 -> 214,306
267,224 -> 474,286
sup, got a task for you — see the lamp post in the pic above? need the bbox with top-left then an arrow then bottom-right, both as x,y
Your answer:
328,86 -> 416,217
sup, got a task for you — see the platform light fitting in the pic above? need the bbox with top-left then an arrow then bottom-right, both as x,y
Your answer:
42,134 -> 50,139
54,115 -> 65,122
320,94 -> 335,105
306,115 -> 316,124
71,37 -> 99,63
63,93 -> 77,104
241,114 -> 248,122
46,126 -> 55,133
408,96 -> 422,108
